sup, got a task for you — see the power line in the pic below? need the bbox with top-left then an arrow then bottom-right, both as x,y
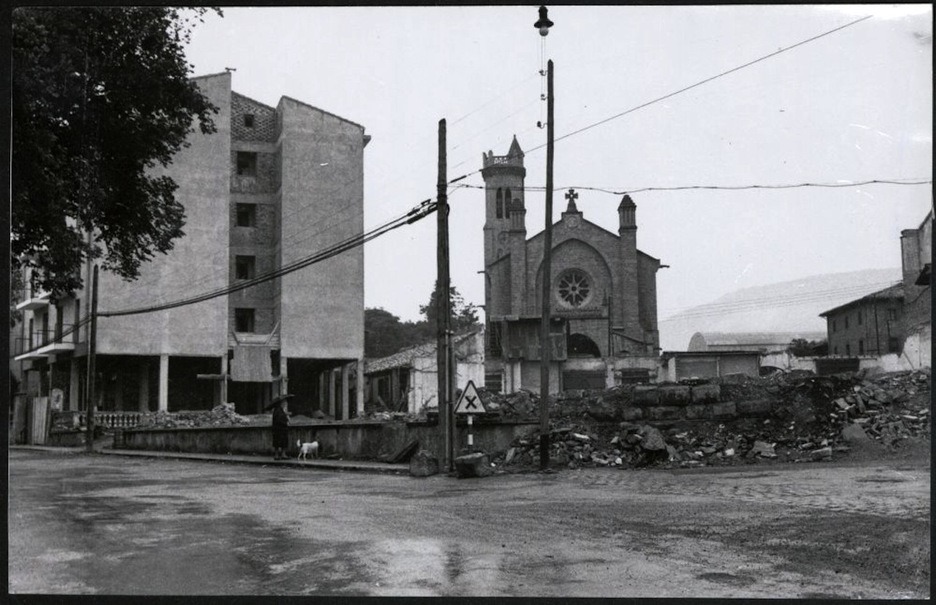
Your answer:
447,14 -> 874,185
98,199 -> 437,318
451,178 -> 932,196
659,279 -> 901,320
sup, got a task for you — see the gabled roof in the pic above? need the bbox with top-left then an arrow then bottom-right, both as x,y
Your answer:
364,328 -> 482,374
819,283 -> 904,317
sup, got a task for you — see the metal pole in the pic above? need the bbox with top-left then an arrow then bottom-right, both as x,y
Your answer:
539,59 -> 554,469
437,118 -> 453,471
86,265 -> 98,452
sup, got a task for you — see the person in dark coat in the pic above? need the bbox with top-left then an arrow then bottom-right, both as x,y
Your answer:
269,394 -> 293,460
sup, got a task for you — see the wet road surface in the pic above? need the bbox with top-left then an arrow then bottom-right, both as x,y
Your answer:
8,450 -> 930,597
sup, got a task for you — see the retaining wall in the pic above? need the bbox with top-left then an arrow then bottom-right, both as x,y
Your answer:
122,418 -> 540,462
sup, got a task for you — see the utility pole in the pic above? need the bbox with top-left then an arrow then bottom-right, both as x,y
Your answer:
436,118 -> 454,471
539,59 -> 555,469
535,5 -> 555,470
86,264 -> 98,452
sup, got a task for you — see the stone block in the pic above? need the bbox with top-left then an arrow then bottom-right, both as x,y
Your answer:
409,450 -> 440,477
632,386 -> 659,407
736,399 -> 772,416
621,407 -> 644,421
639,425 -> 667,451
710,401 -> 737,419
690,384 -> 721,404
658,385 -> 691,406
684,405 -> 710,420
454,452 -> 494,478
646,406 -> 683,421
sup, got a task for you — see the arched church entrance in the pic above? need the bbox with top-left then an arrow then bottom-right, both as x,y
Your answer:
567,333 -> 601,357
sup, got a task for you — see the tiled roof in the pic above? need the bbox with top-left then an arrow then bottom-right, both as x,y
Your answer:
819,283 -> 904,317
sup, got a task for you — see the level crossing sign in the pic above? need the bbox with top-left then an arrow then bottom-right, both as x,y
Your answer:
453,380 -> 485,414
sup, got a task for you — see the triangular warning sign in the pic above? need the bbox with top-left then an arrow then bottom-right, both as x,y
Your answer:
454,380 -> 485,414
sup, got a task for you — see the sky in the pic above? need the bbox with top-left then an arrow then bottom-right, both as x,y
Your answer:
183,5 -> 932,326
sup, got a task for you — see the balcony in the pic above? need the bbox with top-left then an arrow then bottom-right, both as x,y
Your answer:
14,324 -> 78,361
15,288 -> 50,311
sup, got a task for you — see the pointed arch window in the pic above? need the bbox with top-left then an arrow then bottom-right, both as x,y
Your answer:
504,188 -> 512,218
496,188 -> 504,219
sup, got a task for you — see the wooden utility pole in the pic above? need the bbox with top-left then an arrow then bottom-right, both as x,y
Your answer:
86,265 -> 98,452
539,59 -> 554,469
436,118 -> 454,471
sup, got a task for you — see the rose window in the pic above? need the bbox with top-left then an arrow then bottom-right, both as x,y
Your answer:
557,269 -> 591,308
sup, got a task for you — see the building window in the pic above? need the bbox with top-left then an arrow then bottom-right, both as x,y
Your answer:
235,308 -> 255,333
235,256 -> 256,280
244,114 -> 254,128
557,269 -> 592,308
858,311 -> 863,325
845,343 -> 851,356
236,151 -> 257,177
485,372 -> 503,394
887,308 -> 898,321
844,316 -> 849,329
496,188 -> 504,219
486,322 -> 502,358
236,203 -> 256,227
888,337 -> 900,353
832,319 -> 837,332
858,339 -> 864,355
833,345 -> 838,355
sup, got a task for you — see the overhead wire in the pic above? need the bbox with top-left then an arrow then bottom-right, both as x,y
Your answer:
98,198 -> 437,317
446,13 -> 875,186
658,279 -> 902,320
449,178 -> 933,196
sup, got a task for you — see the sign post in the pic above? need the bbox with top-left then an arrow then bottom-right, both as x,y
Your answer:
454,380 -> 485,451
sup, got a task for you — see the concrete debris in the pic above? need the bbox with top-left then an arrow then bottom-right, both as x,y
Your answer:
409,450 -> 440,478
134,403 -> 252,429
455,452 -> 494,478
488,368 -> 929,471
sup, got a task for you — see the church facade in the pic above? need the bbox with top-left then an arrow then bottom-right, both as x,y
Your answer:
482,137 -> 661,394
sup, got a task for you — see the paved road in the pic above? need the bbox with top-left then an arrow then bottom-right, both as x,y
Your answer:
8,450 -> 930,597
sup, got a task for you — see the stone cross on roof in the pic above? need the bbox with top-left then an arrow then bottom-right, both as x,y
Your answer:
564,188 -> 579,213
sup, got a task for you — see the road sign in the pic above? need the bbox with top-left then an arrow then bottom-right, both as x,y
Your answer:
454,380 -> 485,414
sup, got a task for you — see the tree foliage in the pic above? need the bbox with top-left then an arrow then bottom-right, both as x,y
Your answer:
419,283 -> 480,334
788,338 -> 828,357
365,285 -> 481,359
12,7 -> 220,300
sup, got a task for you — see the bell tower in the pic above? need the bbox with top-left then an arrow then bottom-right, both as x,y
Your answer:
481,136 -> 526,268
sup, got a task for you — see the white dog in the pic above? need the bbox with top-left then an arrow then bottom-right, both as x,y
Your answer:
297,439 -> 319,461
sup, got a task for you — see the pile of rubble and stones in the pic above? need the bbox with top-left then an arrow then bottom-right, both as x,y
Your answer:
482,368 -> 930,471
134,403 -> 253,429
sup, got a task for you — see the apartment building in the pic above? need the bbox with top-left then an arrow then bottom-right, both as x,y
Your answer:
12,72 -> 369,418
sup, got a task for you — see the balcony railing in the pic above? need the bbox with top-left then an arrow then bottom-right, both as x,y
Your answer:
15,288 -> 50,311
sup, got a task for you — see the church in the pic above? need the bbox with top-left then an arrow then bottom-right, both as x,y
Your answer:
481,137 -> 662,394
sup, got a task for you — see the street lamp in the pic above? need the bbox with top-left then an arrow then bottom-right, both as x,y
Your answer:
536,6 -> 555,470
534,6 -> 554,36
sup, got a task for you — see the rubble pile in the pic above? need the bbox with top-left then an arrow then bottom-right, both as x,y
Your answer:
135,403 -> 252,429
488,368 -> 930,471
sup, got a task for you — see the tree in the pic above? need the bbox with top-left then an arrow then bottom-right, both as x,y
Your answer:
12,7 -> 220,301
364,308 -> 424,359
788,338 -> 828,357
419,283 -> 480,333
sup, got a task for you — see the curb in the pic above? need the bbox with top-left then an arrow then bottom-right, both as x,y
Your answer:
11,445 -> 411,475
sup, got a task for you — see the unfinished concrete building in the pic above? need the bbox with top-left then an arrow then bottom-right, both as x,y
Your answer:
13,72 -> 369,419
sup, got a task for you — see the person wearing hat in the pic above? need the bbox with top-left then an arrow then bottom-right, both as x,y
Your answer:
269,394 -> 293,460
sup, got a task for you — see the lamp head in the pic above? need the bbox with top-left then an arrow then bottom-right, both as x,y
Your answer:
534,5 -> 554,37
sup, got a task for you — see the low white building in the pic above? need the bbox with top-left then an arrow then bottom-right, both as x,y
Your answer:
364,328 -> 485,414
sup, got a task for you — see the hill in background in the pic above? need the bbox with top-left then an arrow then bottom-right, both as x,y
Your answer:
659,268 -> 901,351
